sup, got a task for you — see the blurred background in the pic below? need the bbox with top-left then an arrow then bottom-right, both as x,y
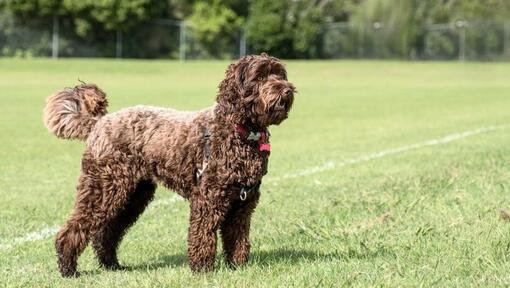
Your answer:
1,0 -> 509,61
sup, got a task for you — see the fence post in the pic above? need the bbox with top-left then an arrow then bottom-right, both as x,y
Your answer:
456,20 -> 466,61
239,27 -> 246,58
504,21 -> 510,55
179,21 -> 186,61
373,22 -> 383,59
357,23 -> 364,58
116,29 -> 122,59
52,15 -> 59,59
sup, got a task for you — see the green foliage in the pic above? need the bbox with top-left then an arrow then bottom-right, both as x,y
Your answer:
245,0 -> 291,57
187,0 -> 243,58
1,0 -> 509,58
291,1 -> 324,58
330,0 -> 510,59
245,0 -> 324,58
1,0 -> 60,17
0,11 -> 52,57
2,0 -> 167,31
348,0 -> 415,58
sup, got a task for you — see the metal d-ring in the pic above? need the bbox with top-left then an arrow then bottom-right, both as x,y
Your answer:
240,188 -> 247,201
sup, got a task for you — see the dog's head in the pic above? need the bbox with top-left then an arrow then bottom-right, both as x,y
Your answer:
218,53 -> 296,127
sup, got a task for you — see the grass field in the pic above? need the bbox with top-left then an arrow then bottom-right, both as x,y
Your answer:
0,58 -> 510,287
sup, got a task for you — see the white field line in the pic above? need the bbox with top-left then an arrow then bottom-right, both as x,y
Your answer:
1,123 -> 509,252
0,226 -> 60,251
0,195 -> 183,252
148,195 -> 183,208
269,123 -> 510,183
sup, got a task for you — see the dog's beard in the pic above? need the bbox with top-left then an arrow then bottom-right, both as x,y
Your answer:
254,86 -> 294,126
267,109 -> 289,125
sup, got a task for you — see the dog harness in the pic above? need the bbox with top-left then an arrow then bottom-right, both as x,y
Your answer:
196,125 -> 270,201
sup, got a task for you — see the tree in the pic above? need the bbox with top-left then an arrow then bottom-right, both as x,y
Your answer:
245,0 -> 292,57
246,0 -> 328,58
187,0 -> 243,58
1,0 -> 168,33
2,0 -> 509,59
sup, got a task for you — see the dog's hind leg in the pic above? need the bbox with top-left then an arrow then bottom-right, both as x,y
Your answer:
220,191 -> 260,267
55,170 -> 102,277
92,180 -> 156,270
56,152 -> 141,277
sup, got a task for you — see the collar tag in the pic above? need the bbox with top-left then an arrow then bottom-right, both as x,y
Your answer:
259,143 -> 271,152
235,124 -> 271,153
247,132 -> 261,141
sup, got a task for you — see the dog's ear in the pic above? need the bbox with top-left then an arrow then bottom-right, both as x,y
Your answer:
234,61 -> 249,95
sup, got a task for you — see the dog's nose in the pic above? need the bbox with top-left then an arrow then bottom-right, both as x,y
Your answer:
283,88 -> 293,97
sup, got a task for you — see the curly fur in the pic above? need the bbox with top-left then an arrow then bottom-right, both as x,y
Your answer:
44,84 -> 108,140
44,53 -> 296,277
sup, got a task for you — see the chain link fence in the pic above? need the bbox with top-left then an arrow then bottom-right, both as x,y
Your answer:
1,16 -> 509,61
322,20 -> 510,61
0,16 -> 245,60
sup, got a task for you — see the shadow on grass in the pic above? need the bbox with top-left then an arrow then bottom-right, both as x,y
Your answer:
127,253 -> 188,271
250,246 -> 394,266
80,254 -> 188,276
81,246 -> 393,275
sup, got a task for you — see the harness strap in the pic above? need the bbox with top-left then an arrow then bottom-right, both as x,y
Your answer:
196,127 -> 259,201
196,127 -> 210,182
203,128 -> 211,160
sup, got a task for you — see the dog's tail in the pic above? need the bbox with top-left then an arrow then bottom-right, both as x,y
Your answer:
43,83 -> 108,140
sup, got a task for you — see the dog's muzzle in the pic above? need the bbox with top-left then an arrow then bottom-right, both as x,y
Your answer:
274,87 -> 294,112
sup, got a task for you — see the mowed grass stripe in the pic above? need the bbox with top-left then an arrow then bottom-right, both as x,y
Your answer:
0,196 -> 183,251
271,123 -> 510,182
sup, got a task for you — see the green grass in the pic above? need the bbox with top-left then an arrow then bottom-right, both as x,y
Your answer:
1,58 -> 510,287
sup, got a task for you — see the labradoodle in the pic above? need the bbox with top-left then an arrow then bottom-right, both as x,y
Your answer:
43,53 -> 296,277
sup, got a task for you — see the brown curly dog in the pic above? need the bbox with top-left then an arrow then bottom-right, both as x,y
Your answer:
43,53 -> 296,277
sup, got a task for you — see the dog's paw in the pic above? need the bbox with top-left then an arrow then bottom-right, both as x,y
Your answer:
101,262 -> 127,271
189,262 -> 214,273
60,269 -> 80,278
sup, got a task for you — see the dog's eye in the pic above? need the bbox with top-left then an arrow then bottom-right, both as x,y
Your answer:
257,76 -> 264,81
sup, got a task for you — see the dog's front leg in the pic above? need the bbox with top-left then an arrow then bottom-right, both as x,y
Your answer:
187,196 -> 228,272
220,190 -> 260,267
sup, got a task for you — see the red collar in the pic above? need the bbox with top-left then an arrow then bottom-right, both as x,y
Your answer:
234,124 -> 271,152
